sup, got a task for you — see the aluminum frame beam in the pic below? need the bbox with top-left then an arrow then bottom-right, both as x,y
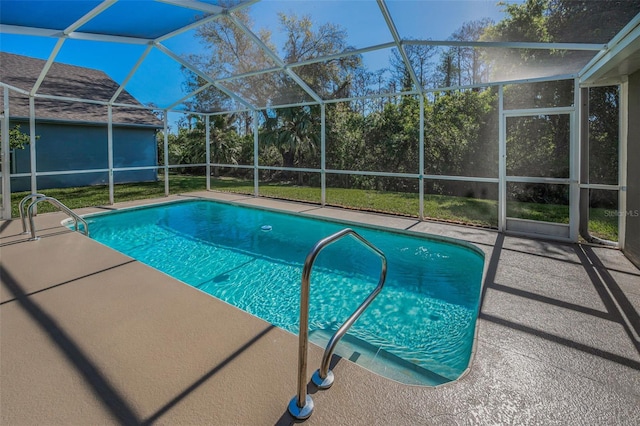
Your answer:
1,87 -> 11,219
227,13 -> 323,105
1,0 -> 618,110
405,39 -> 605,51
154,42 -> 255,110
377,0 -> 422,93
580,13 -> 640,83
109,44 -> 153,104
156,0 -> 223,15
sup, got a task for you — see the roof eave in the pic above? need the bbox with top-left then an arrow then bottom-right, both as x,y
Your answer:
580,13 -> 640,84
8,115 -> 162,129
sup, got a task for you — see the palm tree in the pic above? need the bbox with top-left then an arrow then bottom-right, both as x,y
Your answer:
261,105 -> 320,184
210,113 -> 243,177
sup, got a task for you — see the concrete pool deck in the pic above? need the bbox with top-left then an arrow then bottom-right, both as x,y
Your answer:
1,191 -> 639,425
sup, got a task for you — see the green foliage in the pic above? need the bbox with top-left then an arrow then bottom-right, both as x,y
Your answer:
261,106 -> 320,168
506,114 -> 570,178
324,98 -> 422,191
132,2 -> 627,242
481,1 -> 623,205
426,89 -> 497,179
588,86 -> 619,188
2,124 -> 34,150
167,117 -> 207,171
176,1 -> 626,202
209,113 -> 253,175
157,114 -> 252,176
547,0 -> 640,44
487,0 -> 551,43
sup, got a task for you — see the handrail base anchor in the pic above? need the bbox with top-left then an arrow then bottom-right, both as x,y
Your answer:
311,369 -> 334,390
288,395 -> 314,420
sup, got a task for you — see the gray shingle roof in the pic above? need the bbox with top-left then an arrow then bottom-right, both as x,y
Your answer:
0,52 -> 162,127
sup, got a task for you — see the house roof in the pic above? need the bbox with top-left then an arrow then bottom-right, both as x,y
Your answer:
0,52 -> 162,127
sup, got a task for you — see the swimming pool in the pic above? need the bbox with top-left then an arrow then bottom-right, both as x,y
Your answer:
82,199 -> 484,385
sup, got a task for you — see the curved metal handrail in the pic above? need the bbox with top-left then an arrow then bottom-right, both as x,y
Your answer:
27,196 -> 89,240
18,193 -> 46,233
288,228 -> 387,420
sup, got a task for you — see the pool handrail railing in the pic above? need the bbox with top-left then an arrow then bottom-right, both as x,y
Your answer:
23,195 -> 89,240
18,193 -> 46,233
288,228 -> 387,420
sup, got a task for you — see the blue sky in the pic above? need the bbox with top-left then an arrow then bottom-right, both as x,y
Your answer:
0,0 -> 517,110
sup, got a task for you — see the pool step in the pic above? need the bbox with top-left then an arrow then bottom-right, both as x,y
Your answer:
308,329 -> 451,386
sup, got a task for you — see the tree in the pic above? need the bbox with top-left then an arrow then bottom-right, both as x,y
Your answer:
1,124 -> 33,175
280,13 -> 361,100
481,0 -> 553,81
482,0 -> 640,82
435,49 -> 459,88
484,0 -> 551,43
1,124 -> 32,150
325,102 -> 368,189
184,6 -> 275,113
160,115 -> 207,174
366,96 -> 420,190
347,67 -> 374,114
261,105 -> 320,172
210,113 -> 248,177
478,0 -> 639,203
389,42 -> 437,90
186,9 -> 361,176
425,90 -> 496,178
450,19 -> 493,86
547,0 -> 640,44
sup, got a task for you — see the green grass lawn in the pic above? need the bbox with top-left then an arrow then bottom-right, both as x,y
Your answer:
7,175 -> 618,241
8,175 -> 209,217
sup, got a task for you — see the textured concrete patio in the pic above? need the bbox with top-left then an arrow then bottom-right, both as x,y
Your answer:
1,192 -> 639,425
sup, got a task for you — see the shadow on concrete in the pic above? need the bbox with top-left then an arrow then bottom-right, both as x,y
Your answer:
0,266 -> 142,425
580,245 -> 640,352
0,260 -> 136,305
480,233 -> 504,308
272,354 -> 342,426
0,220 -> 12,234
0,223 -> 67,244
479,312 -> 640,371
489,282 -> 613,320
479,237 -> 640,370
2,262 -> 283,425
0,228 -> 74,247
89,205 -> 118,211
141,324 -> 276,425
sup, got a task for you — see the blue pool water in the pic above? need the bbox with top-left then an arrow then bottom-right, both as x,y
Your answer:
83,200 -> 484,385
